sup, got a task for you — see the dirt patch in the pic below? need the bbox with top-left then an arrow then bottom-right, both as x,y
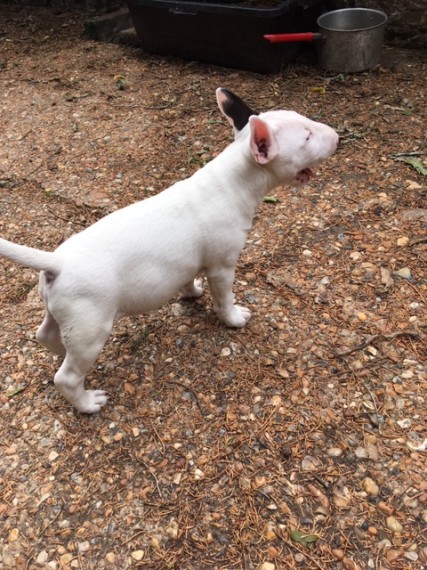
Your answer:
0,5 -> 426,570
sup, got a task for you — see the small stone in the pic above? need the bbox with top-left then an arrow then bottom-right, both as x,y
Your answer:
402,208 -> 427,221
333,485 -> 352,508
385,549 -> 403,563
404,551 -> 418,562
355,447 -> 368,459
270,395 -> 283,406
419,546 -> 427,563
407,437 -> 427,452
350,251 -> 362,261
342,557 -> 360,570
363,477 -> 379,497
166,518 -> 179,539
327,447 -> 343,457
131,550 -> 144,561
301,455 -> 321,471
331,548 -> 345,560
378,538 -> 392,549
396,236 -> 410,247
263,521 -> 277,541
194,468 -> 204,480
173,472 -> 182,485
259,563 -> 275,570
36,551 -> 49,564
302,249 -> 312,257
397,419 -> 411,429
366,442 -> 379,461
221,347 -> 231,357
60,553 -> 73,566
380,267 -> 394,287
267,546 -> 279,558
8,528 -> 19,541
105,552 -> 116,564
356,312 -> 368,322
378,501 -> 394,515
48,451 -> 59,462
393,267 -> 412,280
386,516 -> 403,533
78,541 -> 90,553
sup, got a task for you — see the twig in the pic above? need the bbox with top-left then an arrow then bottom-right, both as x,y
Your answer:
134,456 -> 163,499
121,528 -> 147,546
39,506 -> 63,536
410,236 -> 427,246
332,331 -> 419,358
167,379 -> 208,416
24,552 -> 34,570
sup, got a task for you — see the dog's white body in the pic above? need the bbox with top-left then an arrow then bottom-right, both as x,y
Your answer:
0,89 -> 338,413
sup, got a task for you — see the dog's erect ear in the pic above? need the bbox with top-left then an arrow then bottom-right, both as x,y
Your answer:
216,87 -> 259,131
249,116 -> 279,165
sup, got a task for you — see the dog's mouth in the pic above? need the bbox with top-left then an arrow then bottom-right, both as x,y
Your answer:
296,167 -> 314,183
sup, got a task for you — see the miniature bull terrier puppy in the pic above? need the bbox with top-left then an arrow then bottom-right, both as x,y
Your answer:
0,88 -> 338,413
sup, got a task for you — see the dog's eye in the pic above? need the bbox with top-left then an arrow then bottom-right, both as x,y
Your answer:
305,131 -> 312,142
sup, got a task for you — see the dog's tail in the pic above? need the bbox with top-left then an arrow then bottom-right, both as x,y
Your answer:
0,238 -> 60,274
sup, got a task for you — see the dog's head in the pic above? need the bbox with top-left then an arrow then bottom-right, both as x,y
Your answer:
216,88 -> 339,187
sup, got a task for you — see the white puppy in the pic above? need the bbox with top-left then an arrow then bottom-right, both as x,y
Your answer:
0,88 -> 338,413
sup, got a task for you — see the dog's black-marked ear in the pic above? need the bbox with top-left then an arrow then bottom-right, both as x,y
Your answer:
216,87 -> 259,131
249,115 -> 278,165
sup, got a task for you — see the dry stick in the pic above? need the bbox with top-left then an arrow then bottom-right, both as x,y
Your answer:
405,279 -> 427,305
167,379 -> 207,416
134,455 -> 163,499
24,552 -> 34,570
410,236 -> 427,246
39,505 -> 63,537
121,528 -> 147,546
332,331 -> 419,358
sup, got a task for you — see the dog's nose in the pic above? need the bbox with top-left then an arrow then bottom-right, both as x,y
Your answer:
334,132 -> 340,150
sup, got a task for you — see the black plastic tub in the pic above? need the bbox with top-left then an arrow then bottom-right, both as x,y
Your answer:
126,0 -> 323,73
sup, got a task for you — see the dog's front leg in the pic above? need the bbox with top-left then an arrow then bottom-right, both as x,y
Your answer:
207,266 -> 251,328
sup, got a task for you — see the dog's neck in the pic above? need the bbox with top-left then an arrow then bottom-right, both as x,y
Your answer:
190,138 -> 279,220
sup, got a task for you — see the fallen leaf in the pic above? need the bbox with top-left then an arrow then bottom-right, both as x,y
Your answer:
290,529 -> 318,544
393,155 -> 427,175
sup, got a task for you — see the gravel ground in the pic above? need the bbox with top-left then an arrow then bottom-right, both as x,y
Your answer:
0,5 -> 426,570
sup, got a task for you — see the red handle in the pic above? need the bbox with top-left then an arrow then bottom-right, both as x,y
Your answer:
264,32 -> 322,43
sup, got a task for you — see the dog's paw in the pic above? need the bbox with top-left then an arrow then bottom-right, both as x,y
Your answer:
179,278 -> 204,299
221,305 -> 251,328
76,390 -> 108,414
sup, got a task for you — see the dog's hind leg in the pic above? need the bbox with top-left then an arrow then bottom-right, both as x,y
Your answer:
179,278 -> 204,299
53,310 -> 113,413
36,312 -> 66,356
207,266 -> 251,328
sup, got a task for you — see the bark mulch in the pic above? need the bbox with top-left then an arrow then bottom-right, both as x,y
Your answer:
0,5 -> 426,570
